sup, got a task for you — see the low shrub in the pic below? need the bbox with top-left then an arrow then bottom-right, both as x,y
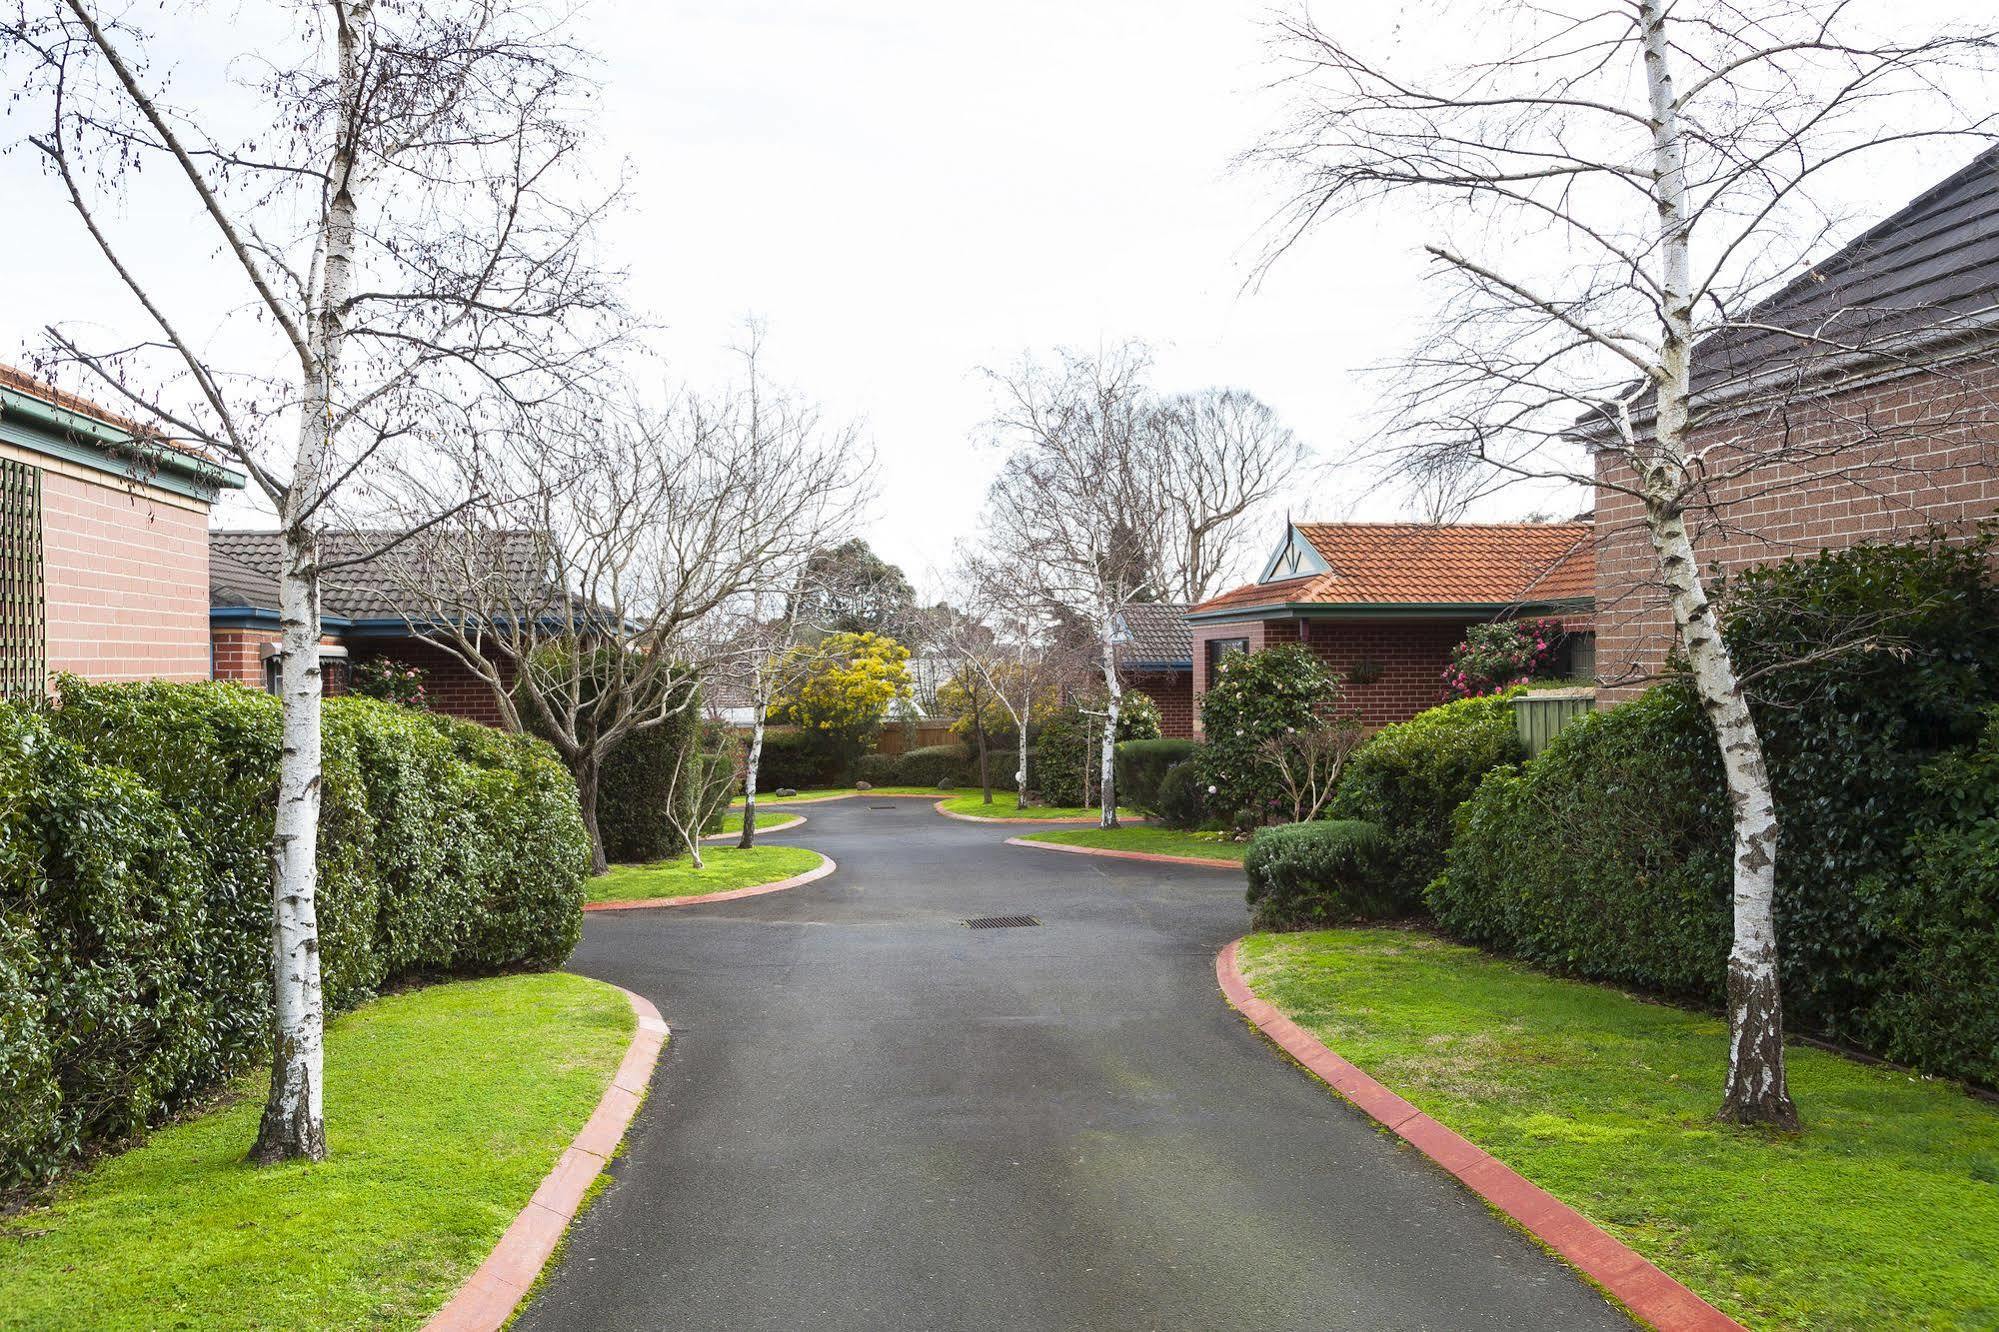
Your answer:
1244,820 -> 1395,929
3,679 -> 588,1191
1115,738 -> 1199,814
854,744 -> 969,788
1035,697 -> 1159,807
1197,645 -> 1345,822
1153,760 -> 1209,830
751,727 -> 844,791
1329,690 -> 1523,906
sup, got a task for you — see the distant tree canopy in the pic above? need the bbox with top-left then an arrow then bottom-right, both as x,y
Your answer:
798,540 -> 918,641
768,631 -> 912,754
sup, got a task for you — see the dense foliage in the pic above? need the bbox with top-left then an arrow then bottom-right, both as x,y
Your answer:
1114,738 -> 1199,814
1033,693 -> 1161,807
596,687 -> 704,863
1,680 -> 587,1191
1440,618 -> 1566,699
1432,534 -> 1999,1083
1243,820 -> 1394,929
854,744 -> 971,788
1196,645 -> 1344,822
768,631 -> 912,777
749,728 -> 844,792
349,656 -> 428,708
1152,760 -> 1210,830
1328,691 -> 1522,911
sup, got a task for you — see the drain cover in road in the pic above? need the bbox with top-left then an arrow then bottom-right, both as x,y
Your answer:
965,915 -> 1040,929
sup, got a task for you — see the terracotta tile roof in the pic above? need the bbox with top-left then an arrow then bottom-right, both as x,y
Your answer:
0,362 -> 217,463
1190,522 -> 1594,617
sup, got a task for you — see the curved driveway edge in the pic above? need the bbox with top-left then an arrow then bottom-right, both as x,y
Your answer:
424,985 -> 668,1332
938,800 -> 1149,825
583,854 -> 837,913
1004,834 -> 1240,870
702,814 -> 805,842
1216,939 -> 1743,1332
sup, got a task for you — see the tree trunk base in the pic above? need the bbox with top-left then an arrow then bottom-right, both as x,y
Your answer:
249,1100 -> 326,1165
1717,958 -> 1800,1130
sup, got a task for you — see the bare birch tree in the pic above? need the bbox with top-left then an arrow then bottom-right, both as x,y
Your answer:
1250,0 -> 1997,1126
4,0 -> 625,1161
1155,388 -> 1313,602
384,358 -> 869,874
982,345 -> 1169,828
947,554 -> 1064,810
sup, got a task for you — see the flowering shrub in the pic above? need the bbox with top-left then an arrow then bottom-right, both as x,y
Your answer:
1196,644 -> 1345,823
1441,618 -> 1565,699
352,656 -> 428,708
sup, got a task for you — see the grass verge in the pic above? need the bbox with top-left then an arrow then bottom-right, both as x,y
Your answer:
0,973 -> 632,1332
731,786 -> 947,806
937,793 -> 1143,821
587,844 -> 824,903
1237,928 -> 1999,1330
1019,826 -> 1245,862
710,810 -> 804,836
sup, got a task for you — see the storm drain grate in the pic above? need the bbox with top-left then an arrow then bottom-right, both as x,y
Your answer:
869,804 -> 898,810
965,915 -> 1040,930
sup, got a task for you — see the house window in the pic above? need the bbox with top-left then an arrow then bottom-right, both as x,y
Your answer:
1205,636 -> 1250,681
0,460 -> 44,701
260,642 -> 350,697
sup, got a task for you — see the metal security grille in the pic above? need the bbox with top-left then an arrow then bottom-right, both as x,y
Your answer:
0,459 -> 45,701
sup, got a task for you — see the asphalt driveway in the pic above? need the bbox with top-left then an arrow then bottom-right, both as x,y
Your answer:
517,797 -> 1631,1332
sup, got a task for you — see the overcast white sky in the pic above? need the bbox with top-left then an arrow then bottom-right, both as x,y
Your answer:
3,1 -> 1985,599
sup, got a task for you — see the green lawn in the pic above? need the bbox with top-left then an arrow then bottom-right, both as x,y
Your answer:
1238,929 -> 1999,1330
937,793 -> 1143,821
710,810 -> 803,836
1019,826 -> 1246,862
0,973 -> 632,1332
731,786 -> 947,806
587,844 -> 825,903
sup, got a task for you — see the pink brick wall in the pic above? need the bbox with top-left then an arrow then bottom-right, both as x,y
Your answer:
1596,360 -> 1999,698
1192,616 -> 1481,730
41,470 -> 212,682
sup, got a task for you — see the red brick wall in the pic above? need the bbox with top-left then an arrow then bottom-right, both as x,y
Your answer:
1192,615 -> 1480,730
1596,360 -> 1999,698
210,627 -> 265,686
41,470 -> 211,682
1124,669 -> 1193,739
349,637 -> 509,727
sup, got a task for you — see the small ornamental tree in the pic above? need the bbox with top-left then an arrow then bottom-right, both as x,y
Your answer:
1442,618 -> 1567,699
768,631 -> 912,778
1198,644 -> 1345,824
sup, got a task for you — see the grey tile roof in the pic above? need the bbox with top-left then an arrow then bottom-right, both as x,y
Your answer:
1115,602 -> 1192,669
209,529 -> 549,621
1692,145 -> 1999,405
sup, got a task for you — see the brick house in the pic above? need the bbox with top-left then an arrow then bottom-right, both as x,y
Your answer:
1592,146 -> 1999,697
1115,601 -> 1194,739
0,364 -> 246,697
1187,521 -> 1595,730
210,529 -> 534,725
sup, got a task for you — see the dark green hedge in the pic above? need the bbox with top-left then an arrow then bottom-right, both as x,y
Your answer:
1430,533 -> 1999,1084
1244,820 -> 1395,929
1,680 -> 587,1191
598,698 -> 703,864
1035,699 -> 1160,807
1328,691 -> 1522,911
854,743 -> 970,788
751,728 -> 844,792
1115,738 -> 1199,814
1153,760 -> 1209,830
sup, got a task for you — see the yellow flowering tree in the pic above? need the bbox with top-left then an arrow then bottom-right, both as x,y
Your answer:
768,631 -> 912,775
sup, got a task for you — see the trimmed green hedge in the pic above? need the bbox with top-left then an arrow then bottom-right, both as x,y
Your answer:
751,727 -> 844,792
1430,532 -> 1999,1085
1328,690 -> 1522,910
1153,759 -> 1209,830
854,743 -> 970,788
1244,820 -> 1394,929
1115,738 -> 1199,814
1,680 -> 587,1191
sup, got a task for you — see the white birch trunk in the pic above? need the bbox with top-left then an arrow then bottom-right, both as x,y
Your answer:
1098,627 -> 1121,829
1639,0 -> 1796,1128
738,710 -> 765,850
1016,716 -> 1030,811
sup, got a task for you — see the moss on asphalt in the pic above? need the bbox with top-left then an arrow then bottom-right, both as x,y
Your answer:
1239,928 -> 1999,1330
0,973 -> 632,1331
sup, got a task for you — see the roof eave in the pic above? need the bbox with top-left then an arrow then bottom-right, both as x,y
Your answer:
1189,597 -> 1593,623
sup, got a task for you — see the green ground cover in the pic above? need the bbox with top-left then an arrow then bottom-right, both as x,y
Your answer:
1238,929 -> 1999,1330
937,793 -> 1143,821
711,810 -> 804,836
587,844 -> 825,903
731,786 -> 947,806
1020,826 -> 1246,863
0,973 -> 632,1332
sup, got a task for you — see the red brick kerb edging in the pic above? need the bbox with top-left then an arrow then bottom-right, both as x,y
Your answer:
1215,940 -> 1744,1332
1003,835 -> 1240,870
700,813 -> 805,842
581,853 -> 837,913
937,800 -> 1151,826
423,985 -> 667,1332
